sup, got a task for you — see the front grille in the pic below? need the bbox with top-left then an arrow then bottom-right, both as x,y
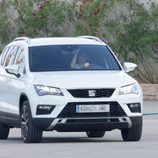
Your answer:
57,102 -> 126,118
67,89 -> 115,98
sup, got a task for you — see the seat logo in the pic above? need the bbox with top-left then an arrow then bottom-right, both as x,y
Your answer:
88,90 -> 96,97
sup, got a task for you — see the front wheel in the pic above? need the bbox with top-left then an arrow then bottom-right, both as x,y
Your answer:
86,131 -> 105,138
121,117 -> 143,141
20,100 -> 43,143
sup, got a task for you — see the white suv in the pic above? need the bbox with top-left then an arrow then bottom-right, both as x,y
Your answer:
0,36 -> 143,143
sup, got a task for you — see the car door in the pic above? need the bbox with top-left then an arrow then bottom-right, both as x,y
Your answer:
5,46 -> 26,117
11,46 -> 26,112
0,45 -> 19,116
0,47 -> 11,114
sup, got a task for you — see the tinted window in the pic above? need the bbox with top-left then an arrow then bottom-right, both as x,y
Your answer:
14,46 -> 25,74
29,45 -> 121,72
4,46 -> 19,67
14,47 -> 24,65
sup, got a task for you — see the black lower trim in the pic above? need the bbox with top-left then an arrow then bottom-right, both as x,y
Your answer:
54,122 -> 129,132
127,103 -> 141,113
32,118 -> 55,130
36,105 -> 55,115
58,102 -> 126,118
0,111 -> 20,127
54,116 -> 143,132
28,116 -> 143,131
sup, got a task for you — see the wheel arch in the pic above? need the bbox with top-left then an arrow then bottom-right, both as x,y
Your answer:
19,93 -> 29,114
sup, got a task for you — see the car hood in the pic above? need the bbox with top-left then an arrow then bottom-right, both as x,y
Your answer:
31,71 -> 137,89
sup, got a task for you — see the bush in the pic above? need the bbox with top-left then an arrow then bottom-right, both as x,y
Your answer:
0,0 -> 74,51
75,0 -> 158,83
11,0 -> 74,37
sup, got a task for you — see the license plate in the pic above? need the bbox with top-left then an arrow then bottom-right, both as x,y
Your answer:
76,104 -> 110,113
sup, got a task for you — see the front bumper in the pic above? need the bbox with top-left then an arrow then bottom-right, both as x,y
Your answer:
29,85 -> 143,131
29,86 -> 143,119
33,116 -> 142,131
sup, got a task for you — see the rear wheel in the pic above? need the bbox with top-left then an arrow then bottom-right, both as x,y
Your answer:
121,118 -> 143,141
20,100 -> 43,143
0,123 -> 10,139
86,131 -> 105,138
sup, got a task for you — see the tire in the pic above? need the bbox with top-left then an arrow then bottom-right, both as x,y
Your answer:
121,118 -> 143,141
86,131 -> 105,138
0,123 -> 10,139
20,100 -> 43,143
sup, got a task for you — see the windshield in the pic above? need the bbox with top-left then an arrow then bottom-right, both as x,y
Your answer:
29,45 -> 121,72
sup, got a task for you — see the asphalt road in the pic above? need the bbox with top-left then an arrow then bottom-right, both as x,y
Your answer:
0,101 -> 158,158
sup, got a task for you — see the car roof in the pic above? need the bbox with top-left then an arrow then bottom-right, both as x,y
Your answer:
10,37 -> 106,47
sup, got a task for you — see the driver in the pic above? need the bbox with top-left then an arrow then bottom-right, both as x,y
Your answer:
74,52 -> 90,69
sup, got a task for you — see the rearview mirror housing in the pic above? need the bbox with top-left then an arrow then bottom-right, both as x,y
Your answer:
5,65 -> 20,78
123,62 -> 137,73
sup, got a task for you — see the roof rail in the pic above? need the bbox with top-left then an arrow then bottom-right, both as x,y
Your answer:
13,37 -> 30,44
77,36 -> 103,43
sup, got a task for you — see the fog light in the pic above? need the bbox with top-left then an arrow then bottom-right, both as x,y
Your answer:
36,105 -> 55,115
127,103 -> 141,113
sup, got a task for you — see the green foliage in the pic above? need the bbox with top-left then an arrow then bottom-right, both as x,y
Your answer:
75,0 -> 158,83
75,0 -> 113,36
10,0 -> 74,37
0,13 -> 9,43
0,4 -> 10,44
76,0 -> 158,61
105,0 -> 158,62
103,0 -> 158,83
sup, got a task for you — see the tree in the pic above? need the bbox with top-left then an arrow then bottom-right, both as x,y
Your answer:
0,0 -> 74,51
10,0 -> 74,37
75,0 -> 112,36
0,1 -> 10,44
75,0 -> 158,83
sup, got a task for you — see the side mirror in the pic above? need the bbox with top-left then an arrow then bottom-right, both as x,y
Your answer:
123,62 -> 137,73
5,65 -> 20,78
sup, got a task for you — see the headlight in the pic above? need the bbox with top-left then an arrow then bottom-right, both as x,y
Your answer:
34,85 -> 63,96
118,84 -> 139,95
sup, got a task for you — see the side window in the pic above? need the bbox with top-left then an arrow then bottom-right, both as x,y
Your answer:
4,46 -> 18,67
15,47 -> 24,65
0,47 -> 10,66
14,46 -> 25,74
